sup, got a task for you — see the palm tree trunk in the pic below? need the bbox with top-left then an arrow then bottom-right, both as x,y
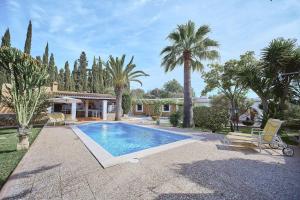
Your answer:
115,87 -> 123,121
260,97 -> 268,115
183,51 -> 193,128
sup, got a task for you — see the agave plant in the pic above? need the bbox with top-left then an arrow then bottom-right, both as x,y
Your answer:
161,20 -> 219,127
0,47 -> 48,150
105,55 -> 148,121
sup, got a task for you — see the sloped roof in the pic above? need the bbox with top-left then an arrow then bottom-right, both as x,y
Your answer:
52,91 -> 115,100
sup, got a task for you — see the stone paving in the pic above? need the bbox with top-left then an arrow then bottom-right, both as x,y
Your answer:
0,125 -> 299,200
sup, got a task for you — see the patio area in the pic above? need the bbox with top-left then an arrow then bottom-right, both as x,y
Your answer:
0,125 -> 299,200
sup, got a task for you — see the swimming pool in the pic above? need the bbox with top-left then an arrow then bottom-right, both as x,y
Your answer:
76,122 -> 191,156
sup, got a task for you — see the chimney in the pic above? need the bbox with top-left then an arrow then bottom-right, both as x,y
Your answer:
52,81 -> 58,92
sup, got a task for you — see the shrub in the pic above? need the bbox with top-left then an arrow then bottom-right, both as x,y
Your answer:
193,106 -> 229,132
242,117 -> 254,126
151,102 -> 162,121
122,93 -> 132,115
169,111 -> 182,127
152,102 -> 162,116
285,119 -> 300,130
193,106 -> 210,127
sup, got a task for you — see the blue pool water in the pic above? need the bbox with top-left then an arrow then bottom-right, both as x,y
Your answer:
76,122 -> 190,156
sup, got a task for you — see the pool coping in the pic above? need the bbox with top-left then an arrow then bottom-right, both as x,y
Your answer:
71,122 -> 200,168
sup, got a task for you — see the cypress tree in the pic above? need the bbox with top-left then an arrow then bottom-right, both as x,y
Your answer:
48,53 -> 56,83
1,28 -> 11,47
42,43 -> 50,84
0,29 -> 11,94
87,70 -> 92,93
54,66 -> 58,81
70,77 -> 75,91
58,68 -> 65,90
64,61 -> 71,91
42,42 -> 49,65
91,57 -> 98,93
98,56 -> 104,93
24,20 -> 32,54
78,51 -> 88,91
36,56 -> 42,62
102,64 -> 112,88
72,60 -> 80,91
0,29 -> 11,99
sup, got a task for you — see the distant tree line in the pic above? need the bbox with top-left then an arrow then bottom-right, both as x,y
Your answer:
130,79 -> 195,99
0,21 -> 115,96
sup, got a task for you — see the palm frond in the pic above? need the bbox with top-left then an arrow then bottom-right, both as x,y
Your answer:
160,21 -> 219,72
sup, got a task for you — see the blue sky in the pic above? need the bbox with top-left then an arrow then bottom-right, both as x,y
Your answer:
1,0 -> 300,97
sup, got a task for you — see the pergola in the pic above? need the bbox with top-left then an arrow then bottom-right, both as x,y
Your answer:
48,97 -> 82,120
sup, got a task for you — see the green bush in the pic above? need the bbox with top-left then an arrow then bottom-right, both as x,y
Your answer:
193,106 -> 210,127
122,93 -> 132,115
152,102 -> 162,116
285,119 -> 300,130
193,106 -> 229,132
169,111 -> 182,127
242,118 -> 254,126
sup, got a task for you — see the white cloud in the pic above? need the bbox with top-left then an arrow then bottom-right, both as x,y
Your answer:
49,15 -> 64,33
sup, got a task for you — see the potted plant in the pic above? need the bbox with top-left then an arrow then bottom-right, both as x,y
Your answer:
0,47 -> 48,150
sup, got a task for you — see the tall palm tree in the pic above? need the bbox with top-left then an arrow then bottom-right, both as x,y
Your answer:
161,20 -> 219,127
106,55 -> 149,121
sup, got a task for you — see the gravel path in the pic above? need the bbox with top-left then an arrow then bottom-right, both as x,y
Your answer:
0,125 -> 299,200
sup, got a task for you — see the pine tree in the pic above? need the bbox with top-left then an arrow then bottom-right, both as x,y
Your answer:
24,20 -> 32,54
58,68 -> 65,90
1,28 -> 11,47
48,53 -> 56,83
64,61 -> 71,91
78,51 -> 88,91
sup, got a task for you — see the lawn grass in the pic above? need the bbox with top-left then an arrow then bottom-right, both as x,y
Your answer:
0,127 -> 42,189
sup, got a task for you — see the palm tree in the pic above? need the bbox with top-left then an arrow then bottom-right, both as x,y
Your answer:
261,38 -> 300,113
106,55 -> 149,121
161,20 -> 219,127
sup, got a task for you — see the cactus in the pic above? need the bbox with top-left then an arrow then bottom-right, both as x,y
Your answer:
0,47 -> 48,149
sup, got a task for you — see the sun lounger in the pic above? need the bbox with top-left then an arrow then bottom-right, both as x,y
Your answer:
47,113 -> 65,126
225,118 -> 294,156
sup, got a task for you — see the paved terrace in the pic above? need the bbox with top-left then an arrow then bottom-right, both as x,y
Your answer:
0,125 -> 299,200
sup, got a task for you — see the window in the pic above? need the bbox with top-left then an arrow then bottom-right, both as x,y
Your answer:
163,104 -> 170,112
136,104 -> 143,112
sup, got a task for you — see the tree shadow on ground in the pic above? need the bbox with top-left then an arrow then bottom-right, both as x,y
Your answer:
156,193 -> 223,200
1,163 -> 61,200
9,163 -> 61,180
0,149 -> 17,154
156,157 -> 300,200
2,189 -> 31,200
